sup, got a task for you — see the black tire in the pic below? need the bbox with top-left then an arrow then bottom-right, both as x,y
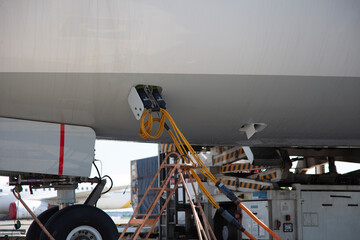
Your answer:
39,205 -> 119,240
214,205 -> 239,240
221,223 -> 238,240
214,209 -> 226,240
26,206 -> 59,240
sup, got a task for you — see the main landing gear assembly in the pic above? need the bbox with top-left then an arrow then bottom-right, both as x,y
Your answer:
12,176 -> 119,240
37,205 -> 118,240
26,205 -> 118,240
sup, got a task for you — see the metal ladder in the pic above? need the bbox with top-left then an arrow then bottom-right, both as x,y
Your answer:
159,155 -> 179,240
118,152 -> 215,240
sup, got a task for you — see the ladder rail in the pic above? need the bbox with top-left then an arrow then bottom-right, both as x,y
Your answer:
179,169 -> 208,240
120,152 -> 216,240
118,152 -> 180,240
132,165 -> 178,239
186,169 -> 217,240
145,176 -> 183,239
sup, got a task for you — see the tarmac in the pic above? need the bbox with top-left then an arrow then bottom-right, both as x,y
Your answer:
0,220 -> 158,240
0,219 -> 31,240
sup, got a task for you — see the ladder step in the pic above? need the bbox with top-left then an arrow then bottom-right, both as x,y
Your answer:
163,163 -> 194,168
135,214 -> 159,217
150,187 -> 173,191
129,218 -> 157,226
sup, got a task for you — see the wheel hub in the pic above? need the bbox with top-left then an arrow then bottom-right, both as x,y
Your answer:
67,225 -> 102,240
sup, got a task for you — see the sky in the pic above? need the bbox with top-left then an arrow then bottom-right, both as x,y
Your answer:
91,140 -> 158,186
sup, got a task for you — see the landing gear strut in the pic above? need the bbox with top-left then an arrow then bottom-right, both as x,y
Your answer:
23,178 -> 117,240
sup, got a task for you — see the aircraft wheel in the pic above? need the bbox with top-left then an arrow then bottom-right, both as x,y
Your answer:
221,223 -> 237,240
214,206 -> 239,240
39,205 -> 119,240
26,206 -> 59,240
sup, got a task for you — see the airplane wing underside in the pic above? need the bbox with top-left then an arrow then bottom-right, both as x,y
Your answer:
0,0 -> 359,147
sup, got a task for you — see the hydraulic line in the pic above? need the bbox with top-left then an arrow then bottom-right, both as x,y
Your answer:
139,109 -> 282,240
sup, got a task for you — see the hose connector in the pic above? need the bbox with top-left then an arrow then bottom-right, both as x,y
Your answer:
216,180 -> 241,205
152,88 -> 166,109
128,85 -> 166,120
218,207 -> 245,232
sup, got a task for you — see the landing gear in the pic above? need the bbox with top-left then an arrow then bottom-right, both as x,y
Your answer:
30,205 -> 119,240
19,176 -> 112,239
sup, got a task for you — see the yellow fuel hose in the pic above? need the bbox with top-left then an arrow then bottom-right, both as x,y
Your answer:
139,109 -> 282,240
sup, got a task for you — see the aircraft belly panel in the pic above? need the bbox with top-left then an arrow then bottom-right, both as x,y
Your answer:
0,117 -> 96,177
0,73 -> 359,147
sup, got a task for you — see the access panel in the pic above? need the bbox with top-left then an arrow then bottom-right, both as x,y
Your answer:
0,117 -> 95,177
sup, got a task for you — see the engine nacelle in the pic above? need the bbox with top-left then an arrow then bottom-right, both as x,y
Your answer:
9,200 -> 49,219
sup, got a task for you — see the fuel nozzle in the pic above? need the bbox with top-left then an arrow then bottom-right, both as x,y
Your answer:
152,88 -> 166,109
136,88 -> 152,110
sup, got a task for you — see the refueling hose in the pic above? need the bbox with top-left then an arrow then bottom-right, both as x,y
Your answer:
139,109 -> 282,240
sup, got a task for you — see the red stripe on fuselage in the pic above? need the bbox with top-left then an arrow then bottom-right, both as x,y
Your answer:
58,124 -> 65,175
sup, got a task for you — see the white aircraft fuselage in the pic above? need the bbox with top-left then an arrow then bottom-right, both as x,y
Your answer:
0,183 -> 131,220
0,0 -> 359,147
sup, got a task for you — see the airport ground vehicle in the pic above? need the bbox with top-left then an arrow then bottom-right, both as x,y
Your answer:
207,184 -> 360,240
201,146 -> 360,240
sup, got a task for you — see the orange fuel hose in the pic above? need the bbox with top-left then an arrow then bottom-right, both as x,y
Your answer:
239,202 -> 281,240
139,109 -> 282,240
243,230 -> 257,240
